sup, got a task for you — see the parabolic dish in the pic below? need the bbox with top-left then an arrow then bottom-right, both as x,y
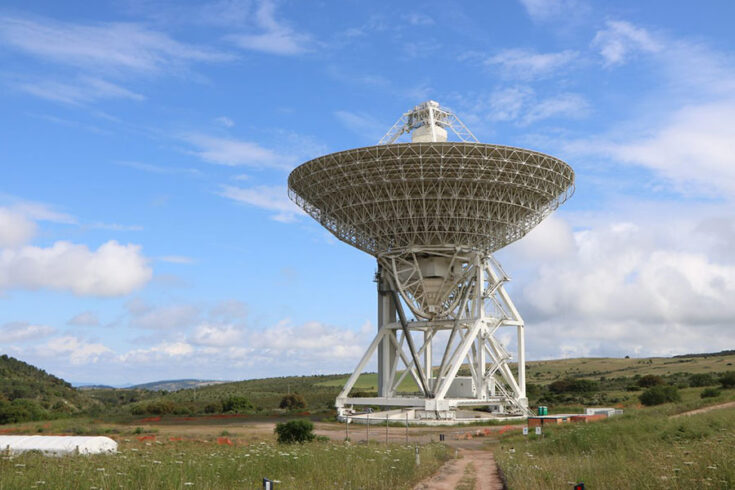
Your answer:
288,142 -> 574,257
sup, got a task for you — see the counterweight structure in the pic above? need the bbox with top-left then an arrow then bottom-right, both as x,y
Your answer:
288,101 -> 574,420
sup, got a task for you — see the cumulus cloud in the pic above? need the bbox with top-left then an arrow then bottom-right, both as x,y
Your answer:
219,185 -> 305,222
38,336 -> 112,365
190,324 -> 244,347
0,240 -> 152,296
610,101 -> 735,196
501,211 -> 735,358
120,341 -> 194,363
0,322 -> 55,343
247,320 -> 371,361
0,209 -> 37,248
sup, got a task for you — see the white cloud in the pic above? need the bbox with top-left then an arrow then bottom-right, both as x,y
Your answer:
228,0 -> 313,55
120,341 -> 195,363
471,87 -> 589,126
522,93 -> 590,125
183,134 -> 293,169
485,48 -> 578,79
16,76 -> 144,104
518,0 -> 587,22
67,311 -> 100,327
246,320 -> 372,361
214,116 -> 235,128
0,322 -> 55,343
0,15 -> 232,74
190,324 -> 244,347
2,199 -> 76,225
0,240 -> 152,297
0,209 -> 37,248
592,20 -> 661,67
219,184 -> 304,222
501,211 -> 735,358
116,161 -> 202,177
39,336 -> 112,365
610,101 -> 735,196
403,13 -> 434,26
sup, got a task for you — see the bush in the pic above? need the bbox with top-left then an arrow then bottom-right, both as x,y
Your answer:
222,396 -> 253,413
689,373 -> 717,387
279,393 -> 307,410
0,399 -> 49,424
204,401 -> 223,414
720,372 -> 735,389
637,375 -> 665,388
639,385 -> 680,406
548,378 -> 597,394
144,400 -> 175,415
275,419 -> 315,443
701,388 -> 721,399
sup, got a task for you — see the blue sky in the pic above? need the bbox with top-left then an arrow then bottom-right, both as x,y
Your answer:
1,0 -> 734,385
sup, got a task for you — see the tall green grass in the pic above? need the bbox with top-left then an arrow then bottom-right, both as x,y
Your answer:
495,407 -> 735,489
0,439 -> 448,489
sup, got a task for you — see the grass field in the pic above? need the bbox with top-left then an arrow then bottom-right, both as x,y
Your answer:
494,400 -> 735,489
317,352 -> 735,391
0,439 -> 449,490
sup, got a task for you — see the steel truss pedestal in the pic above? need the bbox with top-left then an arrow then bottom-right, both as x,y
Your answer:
336,251 -> 531,420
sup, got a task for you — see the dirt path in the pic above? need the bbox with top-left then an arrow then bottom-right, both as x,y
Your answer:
670,401 -> 735,418
413,448 -> 504,490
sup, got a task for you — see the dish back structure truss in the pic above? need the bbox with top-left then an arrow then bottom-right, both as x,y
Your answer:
288,101 -> 574,420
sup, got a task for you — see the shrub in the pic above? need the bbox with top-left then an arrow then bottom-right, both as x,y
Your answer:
204,401 -> 223,414
222,396 -> 253,413
279,393 -> 307,410
0,399 -> 48,424
720,372 -> 735,389
637,375 -> 665,388
144,400 -> 175,415
701,388 -> 721,399
548,378 -> 597,394
639,385 -> 680,406
275,419 -> 315,443
689,373 -> 717,387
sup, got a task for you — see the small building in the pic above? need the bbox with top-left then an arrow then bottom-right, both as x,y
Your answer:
0,436 -> 117,456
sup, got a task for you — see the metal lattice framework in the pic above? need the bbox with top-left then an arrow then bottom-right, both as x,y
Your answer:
288,143 -> 574,258
287,101 -> 574,421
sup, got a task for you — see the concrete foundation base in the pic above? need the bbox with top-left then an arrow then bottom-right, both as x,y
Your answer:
339,408 -> 526,426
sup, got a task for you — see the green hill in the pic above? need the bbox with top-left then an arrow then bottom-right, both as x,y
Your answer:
0,354 -> 92,423
130,379 -> 227,392
2,350 -> 733,423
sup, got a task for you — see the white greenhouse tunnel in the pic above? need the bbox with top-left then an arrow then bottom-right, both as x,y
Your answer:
0,436 -> 117,456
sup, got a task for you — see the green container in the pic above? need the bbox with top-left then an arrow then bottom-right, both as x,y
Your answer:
537,406 -> 548,416
543,406 -> 548,415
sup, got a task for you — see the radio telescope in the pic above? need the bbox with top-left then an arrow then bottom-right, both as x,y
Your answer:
288,101 -> 574,421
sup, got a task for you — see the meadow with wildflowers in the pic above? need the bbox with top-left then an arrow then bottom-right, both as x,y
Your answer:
495,404 -> 735,489
0,439 -> 449,489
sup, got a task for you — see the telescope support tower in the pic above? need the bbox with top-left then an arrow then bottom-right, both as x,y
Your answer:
337,251 -> 531,420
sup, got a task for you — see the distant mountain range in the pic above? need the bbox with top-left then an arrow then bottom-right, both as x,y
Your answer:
129,379 -> 228,391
